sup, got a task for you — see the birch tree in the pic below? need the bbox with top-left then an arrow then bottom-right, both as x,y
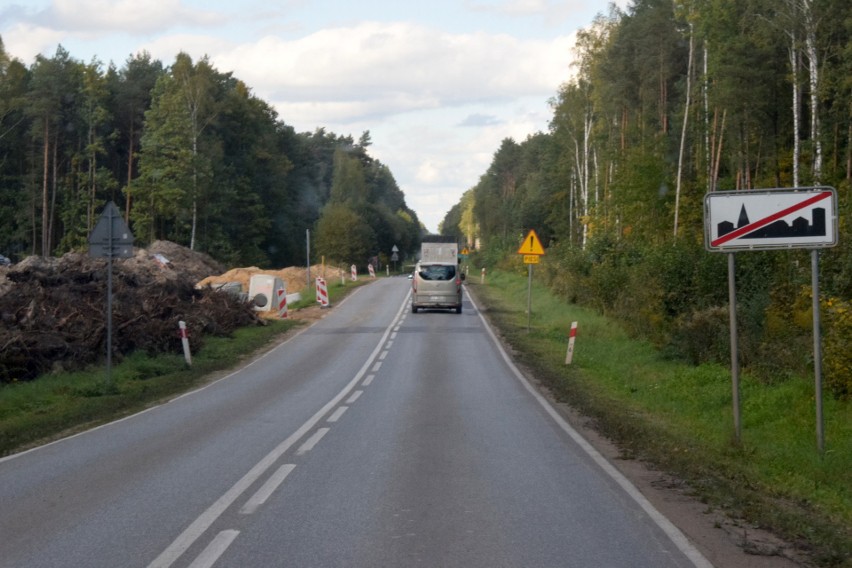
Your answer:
800,0 -> 822,184
673,17 -> 694,238
171,53 -> 219,250
116,52 -> 163,222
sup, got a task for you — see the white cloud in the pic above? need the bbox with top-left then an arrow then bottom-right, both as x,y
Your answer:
0,1 -> 593,232
1,23 -> 66,62
415,161 -> 443,184
49,0 -> 223,33
209,22 -> 576,128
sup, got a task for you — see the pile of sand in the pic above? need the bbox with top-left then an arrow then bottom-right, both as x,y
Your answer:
197,264 -> 348,293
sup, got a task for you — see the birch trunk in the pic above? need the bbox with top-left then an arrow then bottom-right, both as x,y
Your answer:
703,43 -> 710,192
802,0 -> 821,184
674,22 -> 693,238
790,34 -> 800,187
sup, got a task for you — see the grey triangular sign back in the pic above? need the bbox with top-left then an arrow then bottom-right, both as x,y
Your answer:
88,201 -> 135,258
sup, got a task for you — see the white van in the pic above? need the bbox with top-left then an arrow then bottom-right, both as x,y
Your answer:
411,262 -> 464,313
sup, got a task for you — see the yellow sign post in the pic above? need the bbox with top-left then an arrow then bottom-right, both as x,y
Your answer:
518,230 -> 545,331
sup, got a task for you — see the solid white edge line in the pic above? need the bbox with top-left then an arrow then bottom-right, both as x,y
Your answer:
240,464 -> 297,515
186,529 -> 240,568
467,290 -> 714,568
147,287 -> 412,568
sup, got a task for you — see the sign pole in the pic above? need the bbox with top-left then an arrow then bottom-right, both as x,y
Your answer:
306,229 -> 311,290
727,253 -> 741,444
812,249 -> 824,454
106,204 -> 114,388
87,201 -> 135,391
527,263 -> 533,332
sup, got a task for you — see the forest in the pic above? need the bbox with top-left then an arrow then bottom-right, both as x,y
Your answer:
0,41 -> 422,270
439,0 -> 851,398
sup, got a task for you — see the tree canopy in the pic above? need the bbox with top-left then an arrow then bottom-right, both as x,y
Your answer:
0,44 -> 421,269
440,0 -> 851,397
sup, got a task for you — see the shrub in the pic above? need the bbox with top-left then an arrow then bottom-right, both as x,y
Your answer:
667,306 -> 730,365
822,295 -> 852,400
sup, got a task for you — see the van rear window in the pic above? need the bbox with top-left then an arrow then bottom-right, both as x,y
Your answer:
418,265 -> 456,281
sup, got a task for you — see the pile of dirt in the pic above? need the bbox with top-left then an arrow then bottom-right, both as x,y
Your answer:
0,242 -> 260,383
197,264 -> 348,294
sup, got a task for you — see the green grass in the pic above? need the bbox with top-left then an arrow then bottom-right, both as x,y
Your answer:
0,319 -> 300,456
472,269 -> 851,567
0,276 -> 376,456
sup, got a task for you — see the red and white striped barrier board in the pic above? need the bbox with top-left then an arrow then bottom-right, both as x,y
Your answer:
316,277 -> 329,307
368,264 -> 375,278
351,264 -> 357,281
277,288 -> 288,318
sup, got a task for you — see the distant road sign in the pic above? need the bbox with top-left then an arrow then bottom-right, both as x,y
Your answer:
705,187 -> 838,251
88,201 -> 135,258
518,229 -> 545,255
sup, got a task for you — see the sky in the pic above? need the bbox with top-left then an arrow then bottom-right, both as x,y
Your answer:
0,0 -> 625,233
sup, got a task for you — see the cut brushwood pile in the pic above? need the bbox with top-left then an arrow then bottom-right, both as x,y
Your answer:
0,241 -> 261,383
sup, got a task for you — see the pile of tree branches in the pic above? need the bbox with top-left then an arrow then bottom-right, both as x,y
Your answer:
0,248 -> 261,383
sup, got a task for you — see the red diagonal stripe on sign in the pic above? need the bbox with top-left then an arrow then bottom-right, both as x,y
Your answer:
711,191 -> 832,247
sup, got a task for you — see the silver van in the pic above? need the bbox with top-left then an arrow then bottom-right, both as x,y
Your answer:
411,262 -> 464,313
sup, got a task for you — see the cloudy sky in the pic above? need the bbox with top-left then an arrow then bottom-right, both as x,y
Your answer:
0,0 -> 624,233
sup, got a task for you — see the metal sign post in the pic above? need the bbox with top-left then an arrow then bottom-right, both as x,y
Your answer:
88,201 -> 134,388
727,253 -> 741,443
812,250 -> 824,453
705,187 -> 838,452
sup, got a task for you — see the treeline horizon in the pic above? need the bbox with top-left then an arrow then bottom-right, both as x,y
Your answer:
0,39 -> 422,269
439,0 -> 851,397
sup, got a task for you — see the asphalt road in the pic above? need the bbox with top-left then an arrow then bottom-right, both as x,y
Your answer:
0,277 -> 712,568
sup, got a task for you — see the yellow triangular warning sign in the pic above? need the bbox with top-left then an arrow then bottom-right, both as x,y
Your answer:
518,229 -> 545,255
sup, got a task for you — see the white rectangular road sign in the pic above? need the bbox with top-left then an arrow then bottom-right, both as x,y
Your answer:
704,187 -> 838,252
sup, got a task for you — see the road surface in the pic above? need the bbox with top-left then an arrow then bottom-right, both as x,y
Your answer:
0,277 -> 710,567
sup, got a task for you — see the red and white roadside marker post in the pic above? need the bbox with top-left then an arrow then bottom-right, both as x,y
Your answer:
368,263 -> 376,278
178,320 -> 192,366
565,321 -> 578,365
351,264 -> 357,281
277,289 -> 288,319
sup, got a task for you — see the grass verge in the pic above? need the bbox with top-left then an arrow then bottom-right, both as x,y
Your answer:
0,319 -> 299,456
470,270 -> 850,568
0,276 -> 369,457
